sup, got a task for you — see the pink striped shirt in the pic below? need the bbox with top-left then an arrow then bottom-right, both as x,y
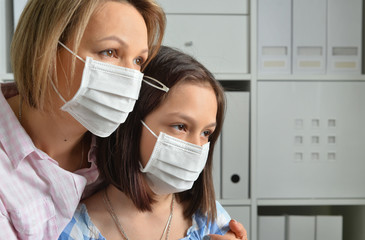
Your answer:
0,83 -> 100,239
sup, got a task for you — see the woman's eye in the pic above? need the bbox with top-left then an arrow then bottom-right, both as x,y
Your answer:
134,57 -> 144,66
100,49 -> 118,58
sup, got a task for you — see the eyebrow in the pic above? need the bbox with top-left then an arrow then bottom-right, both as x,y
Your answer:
98,35 -> 149,54
166,112 -> 217,128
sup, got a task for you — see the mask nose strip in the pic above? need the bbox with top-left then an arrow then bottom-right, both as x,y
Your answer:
141,120 -> 158,138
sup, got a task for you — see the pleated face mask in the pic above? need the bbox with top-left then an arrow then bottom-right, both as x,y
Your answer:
54,41 -> 144,137
140,120 -> 210,195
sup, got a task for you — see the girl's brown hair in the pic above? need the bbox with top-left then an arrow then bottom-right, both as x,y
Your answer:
97,46 -> 226,222
11,0 -> 165,109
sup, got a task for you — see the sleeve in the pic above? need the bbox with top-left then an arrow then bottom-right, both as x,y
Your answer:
210,201 -> 231,235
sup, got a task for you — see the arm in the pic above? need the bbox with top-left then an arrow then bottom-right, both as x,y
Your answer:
205,219 -> 247,240
0,213 -> 18,240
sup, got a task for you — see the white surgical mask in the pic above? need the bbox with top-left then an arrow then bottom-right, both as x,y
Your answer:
140,120 -> 210,195
54,41 -> 144,137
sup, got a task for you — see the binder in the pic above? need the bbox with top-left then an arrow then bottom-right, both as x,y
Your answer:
13,0 -> 28,30
327,0 -> 362,74
316,216 -> 342,240
258,216 -> 285,240
258,0 -> 291,74
221,91 -> 249,199
287,216 -> 316,240
292,0 -> 326,74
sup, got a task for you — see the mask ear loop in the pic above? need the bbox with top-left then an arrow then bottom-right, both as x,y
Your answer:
143,76 -> 169,93
58,41 -> 86,63
141,120 -> 159,138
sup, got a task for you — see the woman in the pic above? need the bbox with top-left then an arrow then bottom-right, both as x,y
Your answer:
0,0 -> 164,238
60,46 -> 247,240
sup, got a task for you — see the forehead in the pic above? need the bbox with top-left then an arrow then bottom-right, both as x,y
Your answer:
158,81 -> 217,114
83,1 -> 148,43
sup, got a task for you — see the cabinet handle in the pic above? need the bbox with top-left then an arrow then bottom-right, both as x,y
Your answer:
184,41 -> 193,47
231,174 -> 240,183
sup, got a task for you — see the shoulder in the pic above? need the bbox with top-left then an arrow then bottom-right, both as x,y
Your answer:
184,201 -> 231,239
59,204 -> 105,240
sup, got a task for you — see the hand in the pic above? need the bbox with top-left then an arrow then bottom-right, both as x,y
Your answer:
203,219 -> 248,240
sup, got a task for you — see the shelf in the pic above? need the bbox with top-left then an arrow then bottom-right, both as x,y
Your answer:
214,73 -> 252,81
257,199 -> 365,206
0,73 -> 14,82
257,74 -> 365,81
219,199 -> 252,206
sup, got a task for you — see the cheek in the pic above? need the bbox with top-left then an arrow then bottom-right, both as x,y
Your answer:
57,52 -> 85,100
139,127 -> 157,167
69,60 -> 84,98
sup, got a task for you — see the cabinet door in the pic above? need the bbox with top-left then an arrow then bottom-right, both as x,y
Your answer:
156,0 -> 248,14
224,206 -> 250,238
257,81 -> 365,198
163,15 -> 249,75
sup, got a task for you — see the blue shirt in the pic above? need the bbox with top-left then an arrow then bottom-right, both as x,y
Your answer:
59,201 -> 231,240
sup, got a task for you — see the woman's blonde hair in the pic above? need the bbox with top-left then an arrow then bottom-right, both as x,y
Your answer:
11,0 -> 165,109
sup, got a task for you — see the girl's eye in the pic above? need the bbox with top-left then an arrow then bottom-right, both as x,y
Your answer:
134,57 -> 144,66
100,49 -> 118,58
172,124 -> 186,132
202,130 -> 212,138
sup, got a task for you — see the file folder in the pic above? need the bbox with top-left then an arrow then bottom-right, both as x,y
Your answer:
327,0 -> 362,74
258,0 -> 292,74
293,0 -> 326,74
258,216 -> 285,240
287,216 -> 316,240
316,216 -> 342,240
221,91 -> 249,199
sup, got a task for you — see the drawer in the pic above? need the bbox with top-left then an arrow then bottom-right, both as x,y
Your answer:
157,0 -> 249,14
163,15 -> 249,75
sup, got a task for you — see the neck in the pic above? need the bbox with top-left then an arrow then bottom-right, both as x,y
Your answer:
107,185 -> 173,212
102,185 -> 176,240
11,95 -> 89,170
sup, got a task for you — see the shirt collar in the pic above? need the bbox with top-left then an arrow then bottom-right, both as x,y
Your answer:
0,83 -> 40,168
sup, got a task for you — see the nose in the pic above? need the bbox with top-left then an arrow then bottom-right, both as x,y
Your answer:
187,133 -> 204,147
120,59 -> 140,71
